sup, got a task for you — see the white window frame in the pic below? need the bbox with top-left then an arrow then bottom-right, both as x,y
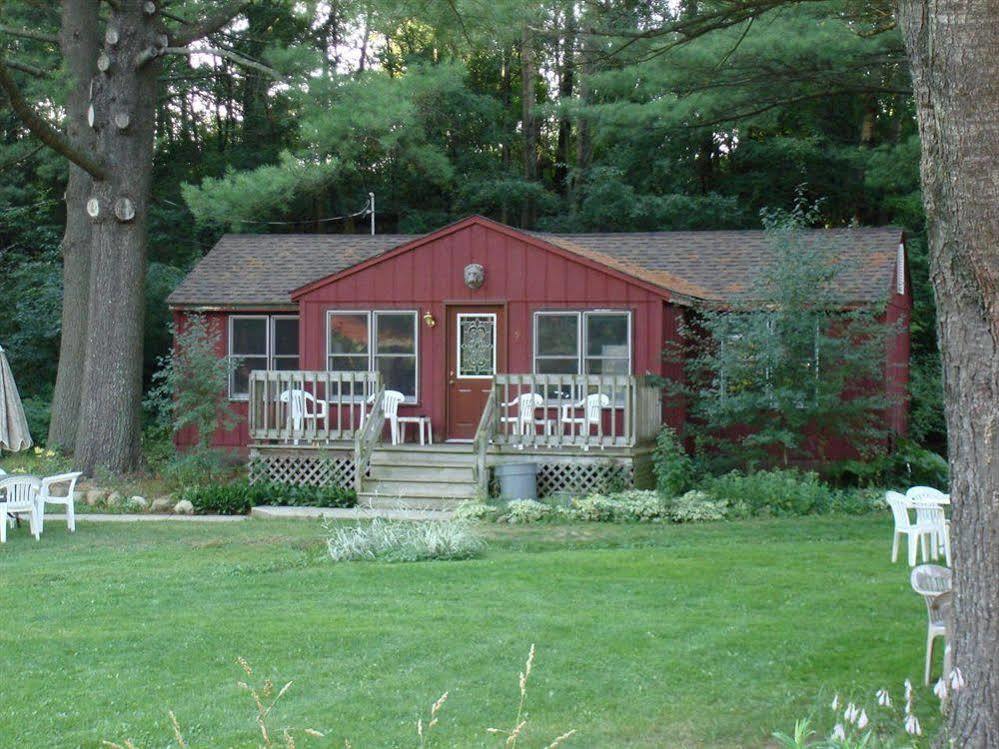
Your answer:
228,314 -> 300,401
456,312 -> 498,379
532,309 -> 632,378
325,309 -> 419,402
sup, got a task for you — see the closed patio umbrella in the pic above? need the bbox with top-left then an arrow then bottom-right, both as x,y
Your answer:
0,345 -> 32,453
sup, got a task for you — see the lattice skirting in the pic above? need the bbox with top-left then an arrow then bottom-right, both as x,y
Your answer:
249,448 -> 354,489
536,461 -> 634,498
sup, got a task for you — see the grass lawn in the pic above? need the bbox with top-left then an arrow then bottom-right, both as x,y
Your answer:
0,516 -> 939,748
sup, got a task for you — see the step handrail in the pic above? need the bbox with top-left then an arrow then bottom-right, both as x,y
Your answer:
353,385 -> 386,493
472,387 -> 497,494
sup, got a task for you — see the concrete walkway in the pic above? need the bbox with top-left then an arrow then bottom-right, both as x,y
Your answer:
48,513 -> 247,522
46,507 -> 453,523
250,506 -> 455,521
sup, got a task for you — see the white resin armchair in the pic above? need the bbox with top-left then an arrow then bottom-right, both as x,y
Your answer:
913,502 -> 951,567
0,475 -> 42,543
370,390 -> 406,445
560,392 -> 611,440
500,393 -> 550,437
279,389 -> 329,443
906,485 -> 950,505
38,472 -> 83,533
886,490 -> 933,565
911,564 -> 952,684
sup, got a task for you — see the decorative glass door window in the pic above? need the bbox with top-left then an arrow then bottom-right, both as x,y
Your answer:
457,313 -> 497,378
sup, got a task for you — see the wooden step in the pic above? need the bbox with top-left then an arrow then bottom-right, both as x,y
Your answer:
367,464 -> 475,482
360,494 -> 470,511
368,451 -> 476,468
362,478 -> 479,499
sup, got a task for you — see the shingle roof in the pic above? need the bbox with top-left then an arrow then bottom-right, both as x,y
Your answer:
167,224 -> 902,308
536,227 -> 903,304
167,234 -> 416,307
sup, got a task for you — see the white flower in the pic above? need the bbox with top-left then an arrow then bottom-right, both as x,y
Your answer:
933,678 -> 948,700
904,714 -> 922,736
876,688 -> 891,707
831,694 -> 840,711
950,667 -> 966,691
844,703 -> 859,724
832,724 -> 846,742
857,710 -> 869,730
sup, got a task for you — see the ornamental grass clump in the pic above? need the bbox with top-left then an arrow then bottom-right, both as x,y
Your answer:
325,517 -> 485,562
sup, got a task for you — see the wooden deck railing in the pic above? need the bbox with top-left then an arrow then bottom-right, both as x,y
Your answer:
475,374 -> 663,458
353,384 -> 385,492
247,370 -> 381,443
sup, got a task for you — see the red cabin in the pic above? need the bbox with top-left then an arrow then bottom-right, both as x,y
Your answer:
167,216 -> 910,505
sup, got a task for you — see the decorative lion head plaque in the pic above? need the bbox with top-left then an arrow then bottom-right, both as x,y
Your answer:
464,263 -> 485,290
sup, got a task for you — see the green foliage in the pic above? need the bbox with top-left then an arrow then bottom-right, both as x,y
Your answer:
145,315 -> 239,450
704,469 -> 836,517
830,440 -> 948,489
653,426 -> 694,497
325,517 -> 485,562
666,490 -> 729,523
679,193 -> 896,469
498,499 -> 562,524
452,501 -> 500,521
0,445 -> 74,477
158,448 -> 236,492
180,479 -> 357,515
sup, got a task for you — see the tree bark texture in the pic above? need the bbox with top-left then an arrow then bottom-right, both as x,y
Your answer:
73,1 -> 161,474
520,23 -> 537,228
48,0 -> 100,451
895,0 -> 999,745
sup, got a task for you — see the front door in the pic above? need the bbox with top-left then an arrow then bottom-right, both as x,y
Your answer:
446,305 -> 505,440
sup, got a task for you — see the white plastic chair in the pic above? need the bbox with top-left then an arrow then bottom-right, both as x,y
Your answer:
560,393 -> 611,439
0,475 -> 42,543
370,390 -> 406,445
37,472 -> 83,533
500,393 -> 551,437
907,485 -> 950,505
279,389 -> 329,444
913,502 -> 951,566
886,490 -> 933,565
911,564 -> 952,684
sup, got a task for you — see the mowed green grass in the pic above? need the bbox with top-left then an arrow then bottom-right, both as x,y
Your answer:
0,517 -> 937,748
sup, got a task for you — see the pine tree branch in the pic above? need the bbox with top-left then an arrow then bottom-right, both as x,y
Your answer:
168,0 -> 250,47
0,24 -> 59,45
0,58 -> 108,180
4,58 -> 49,77
163,46 -> 281,78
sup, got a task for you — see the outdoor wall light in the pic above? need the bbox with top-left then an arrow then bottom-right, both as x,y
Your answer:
423,311 -> 437,327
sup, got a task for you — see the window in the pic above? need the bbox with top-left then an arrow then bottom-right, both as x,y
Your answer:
228,315 -> 300,399
326,310 -> 418,401
533,310 -> 631,377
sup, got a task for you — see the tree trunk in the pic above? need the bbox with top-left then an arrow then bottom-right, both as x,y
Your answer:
895,1 -> 999,745
520,23 -> 537,228
554,1 -> 575,196
73,2 -> 161,474
48,0 -> 100,451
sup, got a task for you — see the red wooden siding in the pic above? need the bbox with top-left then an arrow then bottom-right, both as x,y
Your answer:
294,220 -> 674,442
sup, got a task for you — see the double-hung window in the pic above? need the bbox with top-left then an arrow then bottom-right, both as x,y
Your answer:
327,310 -> 418,401
228,315 -> 300,399
533,310 -> 632,378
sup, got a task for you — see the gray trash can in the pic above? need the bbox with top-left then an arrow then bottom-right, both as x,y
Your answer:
494,462 -> 538,500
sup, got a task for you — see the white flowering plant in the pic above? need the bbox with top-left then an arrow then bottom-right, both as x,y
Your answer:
773,670 -> 965,748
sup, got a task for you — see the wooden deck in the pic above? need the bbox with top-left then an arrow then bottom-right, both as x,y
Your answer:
246,370 -> 662,504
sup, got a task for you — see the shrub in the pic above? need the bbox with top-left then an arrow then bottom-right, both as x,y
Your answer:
160,448 -> 235,491
831,440 -> 949,489
452,501 -> 500,521
570,490 -> 667,522
180,480 -> 357,514
325,518 -> 486,562
829,487 -> 886,515
704,469 -> 835,517
653,426 -> 694,497
497,499 -> 562,524
145,314 -> 240,449
666,490 -> 728,522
